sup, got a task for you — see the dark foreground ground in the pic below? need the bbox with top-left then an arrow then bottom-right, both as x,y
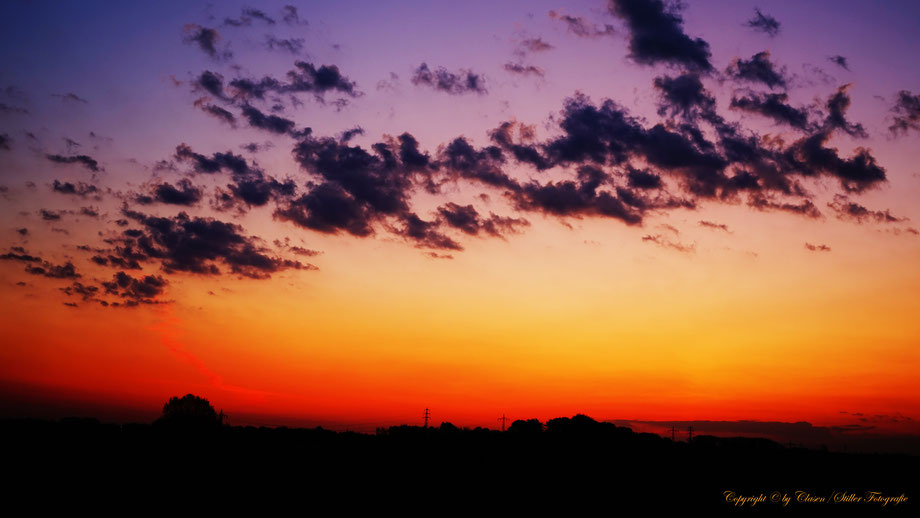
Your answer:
2,415 -> 916,514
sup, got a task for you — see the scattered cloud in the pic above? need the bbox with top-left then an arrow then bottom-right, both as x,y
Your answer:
411,63 -> 487,95
745,8 -> 780,37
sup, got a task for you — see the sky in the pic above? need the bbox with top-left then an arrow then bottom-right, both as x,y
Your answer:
1,0 -> 919,439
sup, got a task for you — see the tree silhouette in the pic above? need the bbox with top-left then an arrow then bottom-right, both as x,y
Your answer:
439,421 -> 460,433
508,418 -> 543,434
154,394 -> 221,429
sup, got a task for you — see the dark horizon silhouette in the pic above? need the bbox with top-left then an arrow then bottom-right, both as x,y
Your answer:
2,394 -> 915,512
3,384 -> 919,455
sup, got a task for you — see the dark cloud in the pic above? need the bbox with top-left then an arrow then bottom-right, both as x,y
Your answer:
198,103 -> 236,126
824,84 -> 867,137
699,220 -> 730,232
748,195 -> 822,218
437,203 -> 529,237
503,63 -> 545,78
607,0 -> 712,71
282,5 -> 306,25
627,167 -> 662,189
40,209 -> 63,221
889,90 -> 920,135
275,132 -> 445,239
225,174 -> 296,209
173,144 -> 295,208
781,131 -> 884,193
136,179 -> 203,206
514,166 -> 643,225
489,121 -> 550,171
828,55 -> 850,71
228,76 -> 281,100
726,51 -> 788,89
289,246 -> 321,257
193,71 -> 226,98
804,243 -> 831,252
60,281 -> 100,302
147,68 -> 891,257
79,206 -> 99,218
0,133 -> 11,150
182,24 -> 230,60
653,73 -> 714,119
411,63 -> 487,95
51,180 -> 100,198
174,144 -> 222,174
240,141 -> 273,153
89,251 -> 142,270
45,154 -> 101,172
729,92 -> 811,130
25,260 -> 80,279
16,228 -> 28,236
293,136 -> 414,215
241,104 -> 297,134
641,233 -> 694,252
826,195 -> 905,223
745,8 -> 780,37
274,182 -> 374,236
228,62 -> 358,100
224,8 -> 276,27
436,203 -> 481,235
102,271 -> 169,304
287,61 -> 359,97
111,211 -> 312,279
338,127 -> 365,143
278,132 -> 440,234
548,10 -> 616,38
398,213 -> 462,251
438,137 -> 519,191
266,36 -> 305,55
544,94 -> 729,197
519,37 -> 554,54
0,247 -> 42,263
397,133 -> 433,173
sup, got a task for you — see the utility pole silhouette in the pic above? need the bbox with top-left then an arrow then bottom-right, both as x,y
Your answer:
671,425 -> 677,441
498,414 -> 508,431
423,408 -> 430,428
688,425 -> 693,442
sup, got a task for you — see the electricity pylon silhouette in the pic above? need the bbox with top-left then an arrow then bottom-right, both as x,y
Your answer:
423,408 -> 430,428
497,414 -> 508,431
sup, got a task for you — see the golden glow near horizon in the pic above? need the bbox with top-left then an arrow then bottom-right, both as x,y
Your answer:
3,204 -> 918,430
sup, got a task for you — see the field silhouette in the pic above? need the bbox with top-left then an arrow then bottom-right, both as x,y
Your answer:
2,397 -> 915,512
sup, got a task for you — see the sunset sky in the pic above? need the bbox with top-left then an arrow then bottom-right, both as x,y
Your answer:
1,0 -> 918,436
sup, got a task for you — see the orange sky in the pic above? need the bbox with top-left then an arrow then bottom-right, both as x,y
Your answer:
2,0 -> 920,434
3,204 -> 918,430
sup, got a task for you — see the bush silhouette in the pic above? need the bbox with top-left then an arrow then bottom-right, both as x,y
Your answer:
154,394 -> 221,429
